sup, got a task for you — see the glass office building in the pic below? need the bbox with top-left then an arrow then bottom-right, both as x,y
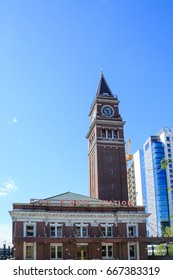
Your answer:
127,128 -> 173,236
158,128 -> 173,227
152,139 -> 169,233
143,136 -> 169,236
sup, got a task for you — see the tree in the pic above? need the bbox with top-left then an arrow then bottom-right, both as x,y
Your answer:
155,244 -> 167,256
164,226 -> 173,255
159,158 -> 171,171
155,226 -> 173,256
164,226 -> 173,237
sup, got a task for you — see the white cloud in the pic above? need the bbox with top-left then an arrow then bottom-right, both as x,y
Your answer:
0,191 -> 7,196
0,179 -> 18,196
8,117 -> 18,124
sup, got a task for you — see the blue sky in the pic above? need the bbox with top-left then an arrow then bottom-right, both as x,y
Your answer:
0,0 -> 173,246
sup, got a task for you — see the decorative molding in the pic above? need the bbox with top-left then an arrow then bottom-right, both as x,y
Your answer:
10,210 -> 147,225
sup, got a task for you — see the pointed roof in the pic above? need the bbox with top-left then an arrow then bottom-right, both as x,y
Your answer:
46,191 -> 95,201
45,191 -> 103,206
96,71 -> 114,97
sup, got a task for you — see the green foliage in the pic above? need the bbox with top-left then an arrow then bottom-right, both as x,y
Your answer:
160,158 -> 170,170
155,244 -> 166,256
168,244 -> 173,255
155,226 -> 173,256
163,226 -> 173,237
155,243 -> 173,256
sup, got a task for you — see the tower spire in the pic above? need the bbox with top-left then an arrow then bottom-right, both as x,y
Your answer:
96,71 -> 114,97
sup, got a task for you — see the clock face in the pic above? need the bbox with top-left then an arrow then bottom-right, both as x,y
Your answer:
101,105 -> 114,117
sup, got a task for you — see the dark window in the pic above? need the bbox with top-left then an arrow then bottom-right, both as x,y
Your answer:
26,226 -> 34,237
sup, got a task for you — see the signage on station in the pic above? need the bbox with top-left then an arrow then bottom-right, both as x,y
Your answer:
30,198 -> 133,207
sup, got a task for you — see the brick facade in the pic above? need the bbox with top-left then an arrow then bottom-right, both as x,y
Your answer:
10,197 -> 149,260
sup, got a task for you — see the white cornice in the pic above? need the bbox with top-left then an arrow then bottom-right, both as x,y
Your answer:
9,211 -> 147,225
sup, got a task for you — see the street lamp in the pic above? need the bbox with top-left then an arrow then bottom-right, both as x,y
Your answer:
3,240 -> 6,259
8,243 -> 11,258
151,245 -> 155,256
165,243 -> 169,255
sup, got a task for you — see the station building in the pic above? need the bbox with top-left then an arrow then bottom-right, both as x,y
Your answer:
10,72 -> 149,260
10,192 -> 148,260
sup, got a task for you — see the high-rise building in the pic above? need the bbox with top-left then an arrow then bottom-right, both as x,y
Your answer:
143,135 -> 170,236
128,129 -> 172,237
127,150 -> 145,207
127,161 -> 136,205
157,127 -> 173,226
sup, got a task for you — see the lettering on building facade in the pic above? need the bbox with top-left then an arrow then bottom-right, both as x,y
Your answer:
30,198 -> 133,207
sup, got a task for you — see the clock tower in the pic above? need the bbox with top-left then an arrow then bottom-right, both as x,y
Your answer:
86,72 -> 128,201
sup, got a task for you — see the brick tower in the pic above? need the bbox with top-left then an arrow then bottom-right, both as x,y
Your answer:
86,72 -> 128,201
